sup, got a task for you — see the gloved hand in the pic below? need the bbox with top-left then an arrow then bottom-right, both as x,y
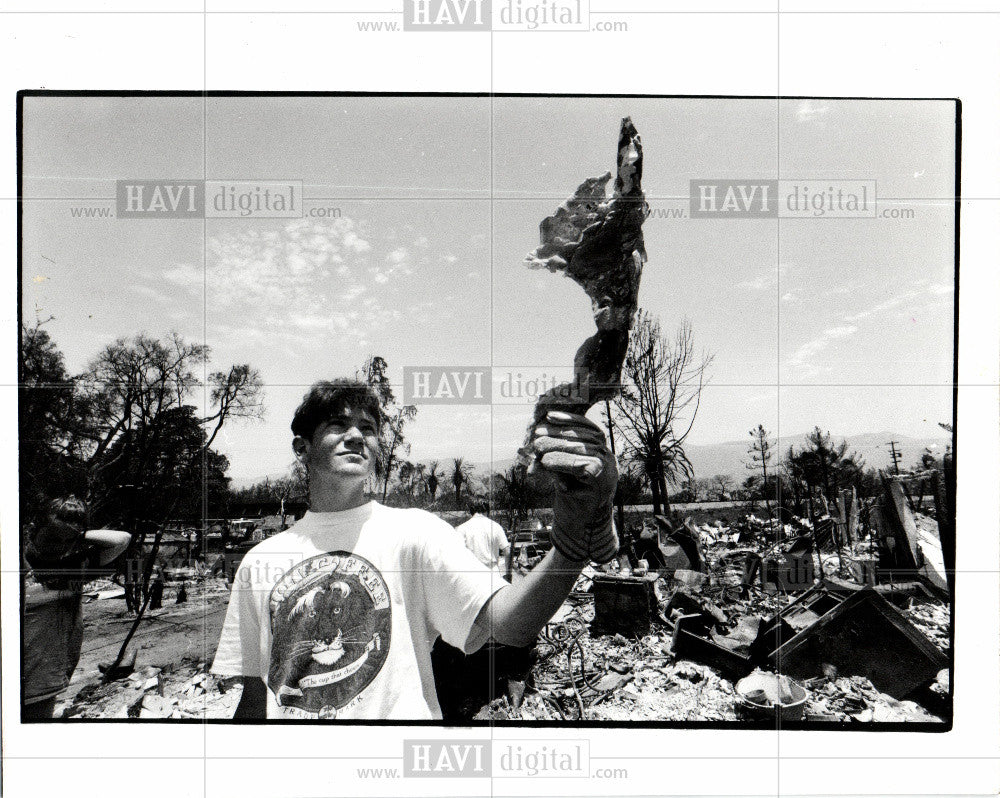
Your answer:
528,410 -> 619,563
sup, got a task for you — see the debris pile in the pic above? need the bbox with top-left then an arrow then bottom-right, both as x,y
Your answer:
903,599 -> 949,652
801,675 -> 941,723
55,574 -> 235,718
496,489 -> 951,723
480,617 -> 742,722
60,656 -> 241,719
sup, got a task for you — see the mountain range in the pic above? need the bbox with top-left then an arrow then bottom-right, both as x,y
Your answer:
232,431 -> 951,488
680,430 -> 950,481
467,431 -> 951,482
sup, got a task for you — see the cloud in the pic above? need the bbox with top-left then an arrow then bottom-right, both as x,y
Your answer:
294,313 -> 336,331
796,100 -> 830,123
387,247 -> 409,266
133,284 -> 172,303
783,281 -> 955,380
366,243 -> 420,285
168,217 -> 400,349
341,284 -> 366,301
342,229 -> 371,254
162,261 -> 202,288
785,324 -> 858,378
824,325 -> 858,339
844,283 -> 954,322
738,262 -> 792,292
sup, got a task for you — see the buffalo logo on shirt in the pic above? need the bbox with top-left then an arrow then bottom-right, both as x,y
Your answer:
267,552 -> 391,716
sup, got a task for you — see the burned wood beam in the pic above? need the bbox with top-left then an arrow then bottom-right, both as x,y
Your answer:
518,117 -> 649,452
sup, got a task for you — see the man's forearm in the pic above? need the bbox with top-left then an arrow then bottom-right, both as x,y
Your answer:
84,530 -> 132,566
472,547 -> 585,648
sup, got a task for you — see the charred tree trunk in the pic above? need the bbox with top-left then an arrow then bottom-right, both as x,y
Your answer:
105,526 -> 165,682
656,457 -> 671,514
604,400 -> 626,536
649,467 -> 662,515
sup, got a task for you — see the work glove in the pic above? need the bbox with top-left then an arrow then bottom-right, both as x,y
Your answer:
527,410 -> 619,564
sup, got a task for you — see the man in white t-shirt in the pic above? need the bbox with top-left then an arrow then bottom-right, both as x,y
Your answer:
212,378 -> 617,720
457,508 -> 510,579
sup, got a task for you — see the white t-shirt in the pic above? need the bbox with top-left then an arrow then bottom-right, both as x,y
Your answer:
457,514 -> 509,572
211,502 -> 505,720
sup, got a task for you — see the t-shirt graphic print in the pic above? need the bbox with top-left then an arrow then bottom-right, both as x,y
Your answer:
267,551 -> 391,718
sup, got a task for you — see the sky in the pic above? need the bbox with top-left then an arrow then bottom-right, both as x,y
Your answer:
21,95 -> 957,481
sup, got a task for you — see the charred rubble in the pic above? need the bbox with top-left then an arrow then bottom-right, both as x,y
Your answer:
475,476 -> 952,724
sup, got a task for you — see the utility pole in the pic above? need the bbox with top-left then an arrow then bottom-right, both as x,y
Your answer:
886,441 -> 902,474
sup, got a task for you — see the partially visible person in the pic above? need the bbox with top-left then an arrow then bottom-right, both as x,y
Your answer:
433,506 -> 523,720
22,496 -> 131,719
147,565 -> 165,610
457,505 -> 510,580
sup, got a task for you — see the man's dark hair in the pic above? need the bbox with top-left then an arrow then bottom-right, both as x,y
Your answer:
25,495 -> 91,589
48,495 -> 87,527
291,379 -> 383,442
29,495 -> 87,555
469,500 -> 491,517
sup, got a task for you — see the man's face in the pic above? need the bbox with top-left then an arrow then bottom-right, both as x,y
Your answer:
295,406 -> 380,485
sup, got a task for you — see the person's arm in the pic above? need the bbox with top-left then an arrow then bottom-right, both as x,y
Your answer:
467,409 -> 617,649
467,547 -> 584,649
496,526 -> 511,556
83,529 -> 132,566
233,677 -> 267,720
26,525 -> 130,585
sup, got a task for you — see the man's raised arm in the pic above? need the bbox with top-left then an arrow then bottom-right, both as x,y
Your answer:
467,410 -> 618,650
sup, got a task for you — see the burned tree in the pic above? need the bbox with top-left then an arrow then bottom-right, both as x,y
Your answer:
358,355 -> 418,501
72,333 -> 262,612
426,460 -> 442,502
784,427 -> 865,505
711,474 -> 733,501
450,457 -> 473,508
613,314 -> 713,514
19,321 -> 90,526
77,334 -> 262,529
746,423 -> 776,518
492,462 -> 542,532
